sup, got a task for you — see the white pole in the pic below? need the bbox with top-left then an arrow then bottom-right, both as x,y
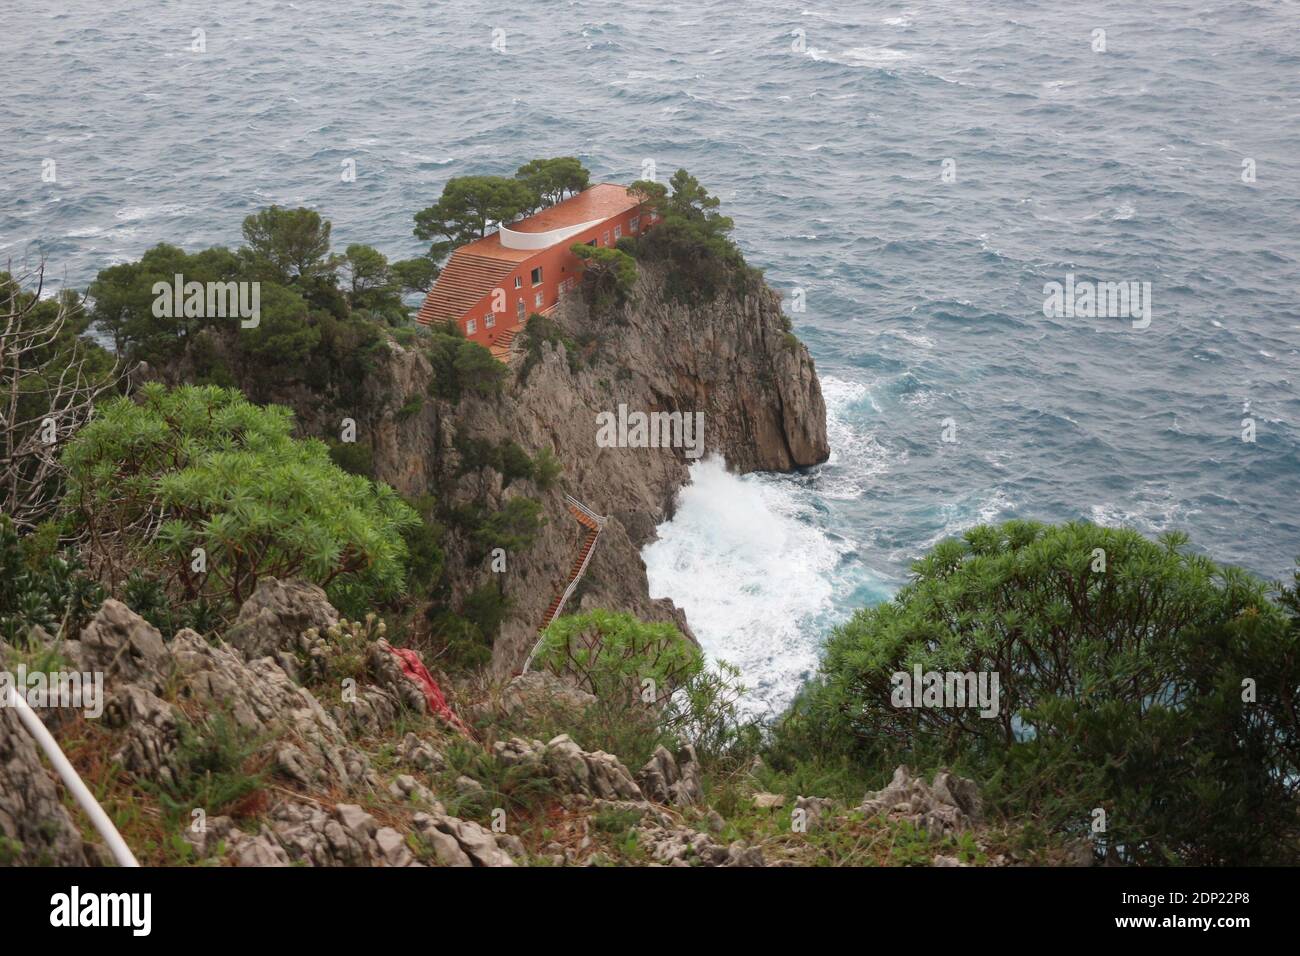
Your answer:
3,682 -> 139,867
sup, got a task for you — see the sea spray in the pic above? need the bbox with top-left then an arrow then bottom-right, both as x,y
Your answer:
642,456 -> 859,718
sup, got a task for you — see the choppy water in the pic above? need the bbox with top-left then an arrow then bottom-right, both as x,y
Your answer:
4,0 -> 1298,714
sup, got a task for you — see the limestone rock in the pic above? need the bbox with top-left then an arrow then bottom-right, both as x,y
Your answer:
635,823 -> 765,868
104,683 -> 181,789
475,670 -> 597,723
225,577 -> 337,661
67,599 -> 169,691
0,708 -> 88,866
398,732 -> 445,771
412,812 -> 516,867
389,774 -> 444,812
860,766 -> 983,835
793,795 -> 836,830
637,744 -> 704,807
495,735 -> 642,801
168,627 -> 370,791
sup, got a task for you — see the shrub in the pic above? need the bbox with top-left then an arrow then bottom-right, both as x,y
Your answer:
787,520 -> 1300,864
533,609 -> 702,705
570,242 -> 637,312
425,324 -> 505,402
467,497 -> 545,559
497,610 -> 754,770
628,169 -> 756,302
144,712 -> 266,825
327,438 -> 374,478
62,383 -> 419,619
0,516 -> 104,644
531,447 -> 562,491
400,494 -> 445,597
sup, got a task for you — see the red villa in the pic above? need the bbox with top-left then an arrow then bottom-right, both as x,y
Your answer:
415,183 -> 648,358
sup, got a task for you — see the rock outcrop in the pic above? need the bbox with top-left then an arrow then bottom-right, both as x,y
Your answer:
225,578 -> 339,663
637,744 -> 704,807
166,264 -> 830,674
446,268 -> 830,671
0,709 -> 89,866
859,766 -> 984,836
494,734 -> 643,802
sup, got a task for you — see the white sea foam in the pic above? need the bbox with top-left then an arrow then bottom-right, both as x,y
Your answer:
815,375 -> 897,499
643,456 -> 858,718
806,46 -> 913,68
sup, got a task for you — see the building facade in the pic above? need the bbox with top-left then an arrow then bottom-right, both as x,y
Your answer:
415,183 -> 650,350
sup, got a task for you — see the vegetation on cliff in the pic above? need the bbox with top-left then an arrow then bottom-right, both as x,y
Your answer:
61,383 -> 418,618
773,521 -> 1300,865
6,167 -> 1291,868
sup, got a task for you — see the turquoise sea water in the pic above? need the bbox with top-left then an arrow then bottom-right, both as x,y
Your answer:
3,0 -> 1297,713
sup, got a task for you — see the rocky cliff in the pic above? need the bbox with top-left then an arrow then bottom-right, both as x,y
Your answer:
2,584 -> 1052,868
300,265 -> 829,673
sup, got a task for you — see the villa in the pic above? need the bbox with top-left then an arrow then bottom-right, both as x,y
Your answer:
416,183 -> 650,358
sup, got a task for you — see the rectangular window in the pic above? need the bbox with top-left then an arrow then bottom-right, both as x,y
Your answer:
531,266 -> 543,285
514,276 -> 522,289
466,318 -> 477,335
613,224 -> 622,240
535,292 -> 543,307
516,299 -> 525,318
602,230 -> 610,245
485,313 -> 495,328
630,216 -> 640,233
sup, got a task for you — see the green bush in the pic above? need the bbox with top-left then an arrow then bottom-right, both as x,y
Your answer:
534,609 -> 702,705
467,497 -> 545,559
400,494 -> 445,598
785,520 -> 1300,864
144,712 -> 266,825
425,323 -> 505,402
0,516 -> 104,644
498,610 -> 755,770
62,383 -> 419,620
628,170 -> 757,303
327,437 -> 374,478
570,242 -> 638,312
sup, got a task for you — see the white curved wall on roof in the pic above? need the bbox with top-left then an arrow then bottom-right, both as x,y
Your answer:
499,217 -> 605,251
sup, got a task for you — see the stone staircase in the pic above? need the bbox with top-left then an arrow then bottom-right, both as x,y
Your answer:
416,250 -> 516,327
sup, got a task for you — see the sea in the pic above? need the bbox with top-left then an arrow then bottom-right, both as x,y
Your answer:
3,0 -> 1298,717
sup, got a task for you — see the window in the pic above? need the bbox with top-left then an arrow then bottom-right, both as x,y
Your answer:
514,276 -> 522,289
485,312 -> 495,328
534,292 -> 543,307
630,216 -> 640,233
613,224 -> 622,240
602,230 -> 610,245
466,318 -> 477,335
531,266 -> 543,285
516,299 -> 525,318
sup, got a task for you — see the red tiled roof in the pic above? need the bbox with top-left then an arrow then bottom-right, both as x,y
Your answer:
416,184 -> 639,326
